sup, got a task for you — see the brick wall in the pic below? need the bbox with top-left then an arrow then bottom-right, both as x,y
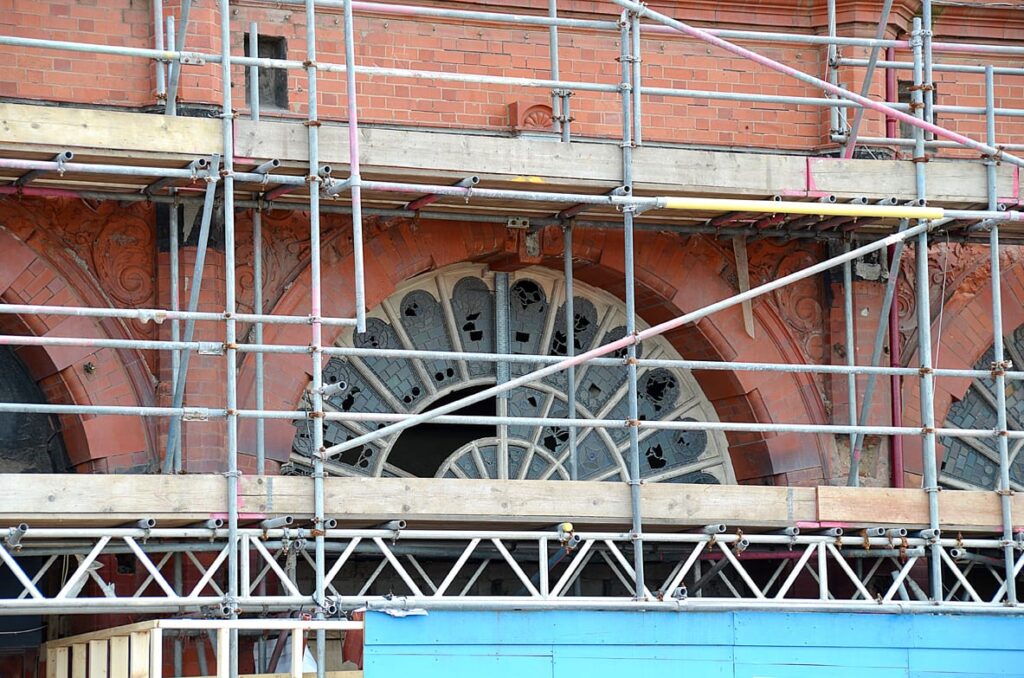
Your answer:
2,0 -> 1023,155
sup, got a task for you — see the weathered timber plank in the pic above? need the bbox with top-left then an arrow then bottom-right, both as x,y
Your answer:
245,478 -> 816,528
0,103 -> 1001,205
234,119 -> 994,203
817,486 -> 1024,530
0,475 -> 226,525
0,474 -> 1017,532
0,103 -> 221,159
808,156 -> 1014,203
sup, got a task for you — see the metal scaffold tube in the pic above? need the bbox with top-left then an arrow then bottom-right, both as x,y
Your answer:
841,0 -> 895,157
343,0 -> 367,334
152,0 -> 166,103
217,0 -> 240,672
563,224 -> 578,480
619,11 -> 644,600
165,0 -> 192,115
842,248 -> 858,484
169,188 -> 182,473
609,0 -> 1024,168
305,0 -> 330,674
249,22 -> 266,477
907,18 -> 942,603
495,272 -> 510,479
985,64 -> 1018,606
163,153 -> 221,473
547,0 -> 561,137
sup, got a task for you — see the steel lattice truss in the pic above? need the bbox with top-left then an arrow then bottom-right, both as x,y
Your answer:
1,526 -> 1021,615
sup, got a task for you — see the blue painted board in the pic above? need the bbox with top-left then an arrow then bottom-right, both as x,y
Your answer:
363,610 -> 1024,678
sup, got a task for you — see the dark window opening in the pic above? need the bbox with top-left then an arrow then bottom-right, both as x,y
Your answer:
387,386 -> 498,477
898,80 -> 938,139
244,34 -> 289,110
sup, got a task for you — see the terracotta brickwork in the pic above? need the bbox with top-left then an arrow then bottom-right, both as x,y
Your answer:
3,0 -> 1024,154
2,1 -> 1024,486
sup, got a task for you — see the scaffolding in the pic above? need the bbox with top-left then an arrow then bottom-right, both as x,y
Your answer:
1,0 -> 1024,673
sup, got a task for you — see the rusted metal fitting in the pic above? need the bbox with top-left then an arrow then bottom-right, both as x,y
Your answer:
304,119 -> 322,127
990,359 -> 1012,377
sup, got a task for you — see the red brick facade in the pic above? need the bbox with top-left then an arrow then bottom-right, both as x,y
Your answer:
2,1 -> 1023,482
2,194 -> 1017,487
3,1 -> 1024,153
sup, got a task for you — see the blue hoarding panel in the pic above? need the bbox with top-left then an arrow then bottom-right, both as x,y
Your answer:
363,610 -> 1024,678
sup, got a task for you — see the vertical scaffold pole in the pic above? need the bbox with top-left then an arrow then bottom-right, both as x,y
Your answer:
495,272 -> 510,479
216,0 -> 240,672
306,0 -> 328,674
163,154 -> 221,474
166,0 -> 192,116
841,0 -> 894,157
218,0 -> 240,671
154,0 -> 166,105
548,0 -> 561,137
843,247 -> 858,485
563,224 -> 578,480
985,64 -> 1017,605
166,16 -> 176,116
630,10 -> 642,147
826,0 -> 841,136
910,17 -> 942,602
922,0 -> 935,139
249,23 -> 265,476
167,9 -> 181,474
169,186 -> 182,473
343,0 -> 367,333
619,12 -> 645,599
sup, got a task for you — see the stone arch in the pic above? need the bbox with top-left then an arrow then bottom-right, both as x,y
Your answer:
239,217 -> 834,484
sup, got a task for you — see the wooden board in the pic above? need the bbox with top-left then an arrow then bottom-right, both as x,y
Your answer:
70,643 -> 86,678
3,473 -> 1017,532
108,636 -> 129,678
0,103 -> 221,160
128,632 -> 148,678
0,475 -> 226,526
88,640 -> 108,678
817,485 -> 1024,531
0,101 -> 997,206
234,476 -> 817,529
